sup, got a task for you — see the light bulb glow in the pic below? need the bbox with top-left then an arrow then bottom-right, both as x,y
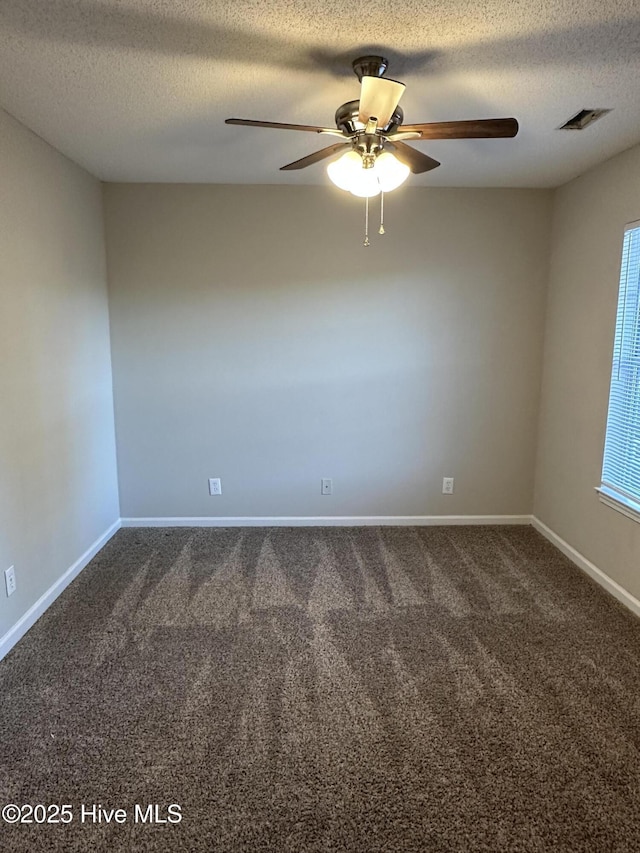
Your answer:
327,148 -> 409,197
349,168 -> 381,198
327,151 -> 362,191
374,151 -> 410,192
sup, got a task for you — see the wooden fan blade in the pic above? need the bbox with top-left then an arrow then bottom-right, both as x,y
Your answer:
280,142 -> 351,171
399,118 -> 519,139
384,140 -> 440,174
226,118 -> 343,135
358,77 -> 406,128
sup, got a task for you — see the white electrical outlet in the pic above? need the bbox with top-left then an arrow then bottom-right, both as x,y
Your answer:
208,478 -> 222,496
321,478 -> 333,495
442,477 -> 454,495
5,566 -> 16,597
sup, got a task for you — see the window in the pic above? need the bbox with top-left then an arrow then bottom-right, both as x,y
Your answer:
599,221 -> 640,521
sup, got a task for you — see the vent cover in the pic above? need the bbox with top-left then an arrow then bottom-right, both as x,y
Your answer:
559,108 -> 611,130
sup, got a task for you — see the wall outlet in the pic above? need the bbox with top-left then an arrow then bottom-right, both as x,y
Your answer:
4,566 -> 16,597
442,477 -> 454,495
208,478 -> 222,496
321,478 -> 333,496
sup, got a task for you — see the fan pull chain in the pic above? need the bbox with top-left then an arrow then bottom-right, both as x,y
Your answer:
364,196 -> 370,247
379,192 -> 385,235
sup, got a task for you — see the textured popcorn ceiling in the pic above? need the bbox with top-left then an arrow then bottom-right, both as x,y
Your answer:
0,0 -> 639,186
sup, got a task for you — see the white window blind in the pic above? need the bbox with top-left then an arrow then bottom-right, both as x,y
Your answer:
600,221 -> 640,518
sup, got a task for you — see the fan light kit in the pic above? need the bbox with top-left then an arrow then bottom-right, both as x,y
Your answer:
226,55 -> 519,245
327,150 -> 410,196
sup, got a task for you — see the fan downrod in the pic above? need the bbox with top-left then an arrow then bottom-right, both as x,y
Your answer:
352,55 -> 388,81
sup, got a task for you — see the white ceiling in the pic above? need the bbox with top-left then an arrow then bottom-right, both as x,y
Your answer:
1,0 -> 639,187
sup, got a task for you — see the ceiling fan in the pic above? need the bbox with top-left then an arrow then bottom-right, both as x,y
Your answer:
226,55 -> 519,241
226,54 -> 518,176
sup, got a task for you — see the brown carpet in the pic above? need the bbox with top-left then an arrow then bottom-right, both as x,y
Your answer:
1,525 -> 640,852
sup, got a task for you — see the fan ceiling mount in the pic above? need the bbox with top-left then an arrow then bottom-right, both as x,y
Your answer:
350,54 -> 390,81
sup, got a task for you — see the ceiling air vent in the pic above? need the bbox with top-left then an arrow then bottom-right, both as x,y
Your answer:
559,108 -> 611,130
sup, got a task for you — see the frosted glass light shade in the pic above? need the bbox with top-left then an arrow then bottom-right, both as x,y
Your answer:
327,151 -> 362,191
349,169 -> 381,198
327,149 -> 408,197
374,151 -> 410,191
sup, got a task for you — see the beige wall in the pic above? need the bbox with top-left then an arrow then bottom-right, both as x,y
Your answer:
1,105 -> 637,637
535,143 -> 640,601
0,109 -> 119,639
104,184 -> 551,519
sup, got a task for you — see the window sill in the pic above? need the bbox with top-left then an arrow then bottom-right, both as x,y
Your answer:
595,485 -> 640,524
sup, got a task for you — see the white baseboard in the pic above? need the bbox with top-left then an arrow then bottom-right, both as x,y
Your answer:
532,516 -> 640,618
121,514 -> 533,528
0,519 -> 122,662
